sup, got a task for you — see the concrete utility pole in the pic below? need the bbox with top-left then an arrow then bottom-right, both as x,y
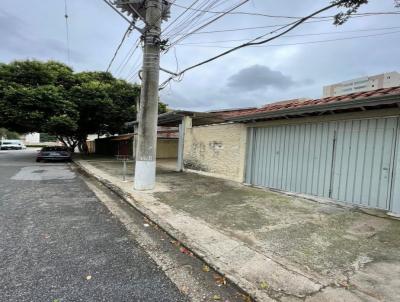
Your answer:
114,0 -> 171,190
134,0 -> 162,190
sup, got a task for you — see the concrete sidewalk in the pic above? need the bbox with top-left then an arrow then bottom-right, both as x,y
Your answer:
75,157 -> 400,302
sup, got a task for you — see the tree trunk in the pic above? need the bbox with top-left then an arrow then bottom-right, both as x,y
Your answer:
57,136 -> 77,152
57,136 -> 68,148
77,135 -> 88,154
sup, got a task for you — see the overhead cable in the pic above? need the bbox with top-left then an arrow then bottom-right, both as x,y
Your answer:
64,0 -> 71,64
106,25 -> 133,72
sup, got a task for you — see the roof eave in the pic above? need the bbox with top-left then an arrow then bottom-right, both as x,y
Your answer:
229,94 -> 400,123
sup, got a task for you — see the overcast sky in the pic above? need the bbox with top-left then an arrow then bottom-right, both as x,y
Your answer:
1,0 -> 399,111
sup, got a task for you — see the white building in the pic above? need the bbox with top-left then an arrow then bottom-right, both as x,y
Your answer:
22,133 -> 40,144
323,72 -> 400,97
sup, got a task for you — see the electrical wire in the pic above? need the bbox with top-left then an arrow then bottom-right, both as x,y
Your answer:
176,30 -> 400,49
171,3 -> 400,20
64,0 -> 71,64
163,0 -> 237,40
106,25 -> 133,72
176,26 -> 400,45
126,51 -> 144,82
162,0 -> 202,35
163,0 -> 220,39
166,0 -> 250,50
115,37 -> 141,76
159,0 -> 350,88
170,12 -> 400,36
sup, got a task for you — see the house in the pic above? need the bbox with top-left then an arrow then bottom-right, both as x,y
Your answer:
159,86 -> 400,216
90,127 -> 179,159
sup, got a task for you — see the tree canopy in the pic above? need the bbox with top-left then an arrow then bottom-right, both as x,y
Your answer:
0,128 -> 20,140
0,60 -> 167,151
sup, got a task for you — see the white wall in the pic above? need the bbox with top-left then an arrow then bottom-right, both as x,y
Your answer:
23,133 -> 40,144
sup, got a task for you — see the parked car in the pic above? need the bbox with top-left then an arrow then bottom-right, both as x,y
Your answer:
36,146 -> 72,162
0,140 -> 26,150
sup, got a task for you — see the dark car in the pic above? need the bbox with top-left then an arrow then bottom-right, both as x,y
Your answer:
36,146 -> 72,162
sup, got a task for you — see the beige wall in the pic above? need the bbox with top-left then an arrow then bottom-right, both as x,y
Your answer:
157,139 -> 178,159
183,123 -> 247,182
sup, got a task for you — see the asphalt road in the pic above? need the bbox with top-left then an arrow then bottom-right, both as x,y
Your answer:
0,150 -> 187,302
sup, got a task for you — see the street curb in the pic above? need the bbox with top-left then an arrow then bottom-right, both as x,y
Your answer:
73,160 -> 267,302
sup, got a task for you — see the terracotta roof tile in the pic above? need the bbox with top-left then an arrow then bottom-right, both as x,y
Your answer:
225,86 -> 400,119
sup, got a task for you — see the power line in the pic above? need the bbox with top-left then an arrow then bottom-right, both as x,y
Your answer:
115,37 -> 141,77
163,0 -> 231,40
159,0 -> 351,88
169,12 -> 400,36
106,25 -> 133,72
126,51 -> 144,82
64,0 -> 71,64
171,3 -> 400,19
176,30 -> 400,49
166,0 -> 250,49
176,26 -> 400,45
162,0 -> 202,35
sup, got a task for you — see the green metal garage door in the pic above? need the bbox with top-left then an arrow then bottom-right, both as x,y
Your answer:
245,117 -> 399,210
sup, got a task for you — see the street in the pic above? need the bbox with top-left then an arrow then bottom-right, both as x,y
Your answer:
0,150 -> 187,302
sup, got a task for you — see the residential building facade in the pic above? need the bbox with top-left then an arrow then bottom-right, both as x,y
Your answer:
111,86 -> 400,216
174,87 -> 400,216
323,72 -> 400,97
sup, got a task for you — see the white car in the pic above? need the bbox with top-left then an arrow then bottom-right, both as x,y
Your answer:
0,140 -> 26,150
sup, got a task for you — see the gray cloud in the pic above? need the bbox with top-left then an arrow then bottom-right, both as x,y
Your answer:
0,10 -> 25,47
1,0 -> 399,111
227,65 -> 295,91
0,9 -> 83,63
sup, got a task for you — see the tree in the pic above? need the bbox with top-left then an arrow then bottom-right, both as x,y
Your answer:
0,60 -> 167,152
0,128 -> 20,140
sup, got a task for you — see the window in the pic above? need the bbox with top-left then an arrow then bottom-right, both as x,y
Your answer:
42,146 -> 68,151
354,79 -> 368,85
342,82 -> 353,87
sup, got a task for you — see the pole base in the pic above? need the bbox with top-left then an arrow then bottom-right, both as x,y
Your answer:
134,160 -> 156,190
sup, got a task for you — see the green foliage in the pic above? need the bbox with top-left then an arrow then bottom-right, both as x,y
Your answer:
0,60 -> 75,88
0,60 -> 77,133
332,0 -> 369,25
0,128 -> 20,139
158,101 -> 167,114
0,60 -> 167,150
45,115 -> 78,137
330,0 -> 399,25
39,133 -> 58,142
